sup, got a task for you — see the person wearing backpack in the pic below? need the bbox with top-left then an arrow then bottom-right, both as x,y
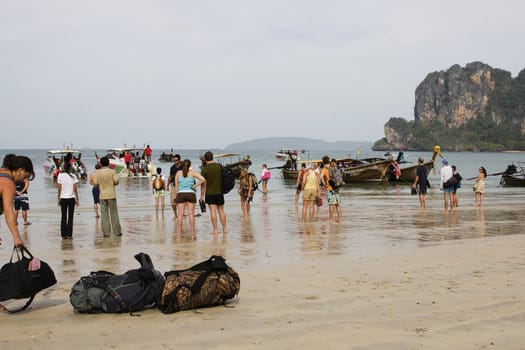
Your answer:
412,157 -> 429,209
321,157 -> 342,223
152,167 -> 166,213
238,169 -> 254,218
200,151 -> 227,235
451,165 -> 462,208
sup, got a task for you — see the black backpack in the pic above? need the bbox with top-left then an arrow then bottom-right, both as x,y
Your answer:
69,253 -> 164,314
221,165 -> 236,194
248,172 -> 258,192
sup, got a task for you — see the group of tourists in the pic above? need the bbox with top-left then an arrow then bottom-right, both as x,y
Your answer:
294,156 -> 343,223
412,157 -> 487,211
147,151 -> 225,235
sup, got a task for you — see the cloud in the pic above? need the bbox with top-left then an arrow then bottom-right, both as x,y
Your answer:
1,0 -> 524,149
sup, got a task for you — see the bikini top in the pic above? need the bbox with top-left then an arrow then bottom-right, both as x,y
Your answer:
0,172 -> 14,215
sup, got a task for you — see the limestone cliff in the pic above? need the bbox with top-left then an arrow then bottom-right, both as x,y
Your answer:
375,62 -> 525,151
415,62 -> 495,127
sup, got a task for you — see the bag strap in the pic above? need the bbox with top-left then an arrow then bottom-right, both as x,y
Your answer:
5,295 -> 36,314
9,246 -> 33,263
189,256 -> 229,295
20,246 -> 34,259
134,252 -> 154,270
3,247 -> 41,313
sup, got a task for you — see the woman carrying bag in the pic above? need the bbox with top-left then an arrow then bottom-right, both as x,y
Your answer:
0,154 -> 36,312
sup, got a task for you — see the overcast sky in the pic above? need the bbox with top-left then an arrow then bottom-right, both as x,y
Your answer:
2,0 -> 524,150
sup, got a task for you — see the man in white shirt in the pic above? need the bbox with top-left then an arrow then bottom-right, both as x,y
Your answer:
440,158 -> 454,212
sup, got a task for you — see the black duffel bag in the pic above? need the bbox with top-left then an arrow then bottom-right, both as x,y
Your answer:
0,246 -> 57,313
443,175 -> 458,188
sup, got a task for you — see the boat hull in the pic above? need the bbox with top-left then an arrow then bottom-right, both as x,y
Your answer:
99,147 -> 155,178
498,163 -> 525,187
109,158 -> 155,178
43,150 -> 87,181
282,168 -> 300,180
499,174 -> 525,186
158,154 -> 174,162
388,161 -> 434,182
342,159 -> 392,182
225,160 -> 251,178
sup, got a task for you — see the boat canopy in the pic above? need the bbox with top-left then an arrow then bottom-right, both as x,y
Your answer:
47,149 -> 82,156
213,153 -> 240,159
295,159 -> 322,164
106,147 -> 145,153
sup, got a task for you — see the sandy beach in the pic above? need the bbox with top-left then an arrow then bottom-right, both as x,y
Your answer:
1,192 -> 525,350
1,149 -> 525,349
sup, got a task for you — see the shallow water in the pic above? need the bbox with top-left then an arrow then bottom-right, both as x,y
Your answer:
1,148 -> 525,279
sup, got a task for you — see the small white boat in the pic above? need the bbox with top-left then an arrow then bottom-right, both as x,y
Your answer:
97,147 -> 155,178
275,149 -> 301,161
43,149 -> 87,181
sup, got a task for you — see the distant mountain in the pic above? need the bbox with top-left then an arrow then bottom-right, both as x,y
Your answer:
225,137 -> 373,151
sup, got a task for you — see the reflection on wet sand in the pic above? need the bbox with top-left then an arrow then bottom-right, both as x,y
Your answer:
475,207 -> 486,237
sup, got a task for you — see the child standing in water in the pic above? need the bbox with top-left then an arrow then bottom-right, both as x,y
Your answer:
261,164 -> 270,194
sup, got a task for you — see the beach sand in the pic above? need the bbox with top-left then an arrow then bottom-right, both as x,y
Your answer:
1,192 -> 525,349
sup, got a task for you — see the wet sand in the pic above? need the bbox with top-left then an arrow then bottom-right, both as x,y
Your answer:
1,186 -> 525,349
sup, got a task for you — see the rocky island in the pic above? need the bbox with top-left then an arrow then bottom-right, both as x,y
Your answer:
374,62 -> 525,151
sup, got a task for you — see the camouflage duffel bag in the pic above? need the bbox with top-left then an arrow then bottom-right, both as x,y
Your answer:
158,255 -> 240,314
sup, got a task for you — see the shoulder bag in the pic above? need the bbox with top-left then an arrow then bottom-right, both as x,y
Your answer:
0,246 -> 57,313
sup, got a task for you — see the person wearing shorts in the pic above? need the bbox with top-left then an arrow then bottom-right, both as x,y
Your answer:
200,151 -> 227,235
440,158 -> 454,212
174,159 -> 205,235
301,166 -> 320,223
152,167 -> 166,213
322,157 -> 342,222
89,163 -> 101,218
412,157 -> 428,209
14,178 -> 30,225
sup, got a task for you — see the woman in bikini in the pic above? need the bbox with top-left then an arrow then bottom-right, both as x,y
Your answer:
0,154 -> 35,310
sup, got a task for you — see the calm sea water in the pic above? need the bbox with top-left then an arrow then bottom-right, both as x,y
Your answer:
1,148 -> 524,272
2,148 -> 523,208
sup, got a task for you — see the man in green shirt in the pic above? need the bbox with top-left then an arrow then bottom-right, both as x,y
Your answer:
200,151 -> 227,235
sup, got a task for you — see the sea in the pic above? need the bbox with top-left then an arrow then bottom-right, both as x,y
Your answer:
1,148 -> 525,272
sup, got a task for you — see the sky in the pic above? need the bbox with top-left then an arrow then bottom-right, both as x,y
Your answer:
2,0 -> 525,150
